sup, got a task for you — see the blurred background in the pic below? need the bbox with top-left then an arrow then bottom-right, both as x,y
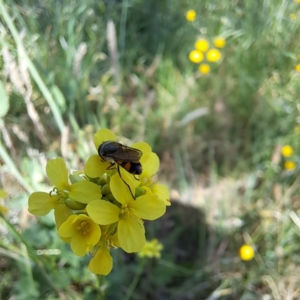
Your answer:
1,0 -> 300,299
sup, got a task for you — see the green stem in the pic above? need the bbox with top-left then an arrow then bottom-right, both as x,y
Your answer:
0,0 -> 65,133
0,142 -> 33,193
124,258 -> 146,300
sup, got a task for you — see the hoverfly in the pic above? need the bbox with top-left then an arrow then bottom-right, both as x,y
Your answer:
98,141 -> 143,198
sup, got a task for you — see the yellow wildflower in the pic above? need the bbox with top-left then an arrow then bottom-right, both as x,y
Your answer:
284,161 -> 296,171
87,172 -> 166,253
239,244 -> 254,261
281,145 -> 293,157
206,49 -> 221,62
213,37 -> 226,48
195,39 -> 209,52
186,10 -> 196,22
189,50 -> 204,63
28,158 -> 101,230
138,239 -> 163,259
295,64 -> 300,72
199,64 -> 211,74
59,214 -> 101,256
290,13 -> 297,20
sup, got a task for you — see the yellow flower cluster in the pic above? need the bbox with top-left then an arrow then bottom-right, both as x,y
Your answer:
189,37 -> 225,74
138,239 -> 163,259
281,145 -> 296,171
295,54 -> 300,72
28,129 -> 170,275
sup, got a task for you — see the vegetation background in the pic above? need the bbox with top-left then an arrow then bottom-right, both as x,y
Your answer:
1,0 -> 300,299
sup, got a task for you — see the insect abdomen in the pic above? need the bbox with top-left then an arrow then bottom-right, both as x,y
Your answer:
118,161 -> 142,175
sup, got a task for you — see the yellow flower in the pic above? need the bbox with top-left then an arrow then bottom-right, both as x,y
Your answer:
189,50 -> 204,63
284,161 -> 296,171
28,158 -> 101,236
281,145 -> 293,157
213,37 -> 226,48
297,0 -> 300,3
138,239 -> 163,259
186,10 -> 196,22
295,64 -> 300,72
86,173 -> 166,253
199,64 -> 211,74
290,13 -> 297,20
28,158 -> 101,217
89,246 -> 113,275
206,49 -> 221,62
195,39 -> 209,52
59,214 -> 101,256
239,244 -> 254,261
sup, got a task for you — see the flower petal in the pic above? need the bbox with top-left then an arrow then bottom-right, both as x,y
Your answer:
118,216 -> 145,253
71,231 -> 89,256
133,194 -> 166,220
110,172 -> 135,204
46,158 -> 69,190
28,192 -> 58,216
132,142 -> 152,164
87,200 -> 120,224
54,203 -> 73,229
140,152 -> 160,179
151,183 -> 171,206
59,215 -> 77,238
89,246 -> 113,275
94,128 -> 116,150
69,181 -> 101,204
84,155 -> 111,178
85,222 -> 101,246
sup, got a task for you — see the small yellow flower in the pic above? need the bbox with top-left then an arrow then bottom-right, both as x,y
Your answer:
199,64 -> 211,74
297,0 -> 300,3
239,244 -> 254,261
195,39 -> 209,52
213,37 -> 226,48
295,64 -> 300,72
290,13 -> 297,20
186,10 -> 196,22
138,239 -> 163,259
281,145 -> 293,157
284,161 -> 296,171
28,158 -> 101,224
206,49 -> 221,62
59,214 -> 101,256
189,50 -> 204,63
87,173 -> 166,253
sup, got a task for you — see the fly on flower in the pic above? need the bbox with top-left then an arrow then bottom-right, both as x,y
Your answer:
98,141 -> 143,197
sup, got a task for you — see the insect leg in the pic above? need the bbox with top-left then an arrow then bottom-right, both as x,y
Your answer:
117,165 -> 136,199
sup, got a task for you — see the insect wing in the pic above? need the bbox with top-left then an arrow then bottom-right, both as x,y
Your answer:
103,142 -> 142,162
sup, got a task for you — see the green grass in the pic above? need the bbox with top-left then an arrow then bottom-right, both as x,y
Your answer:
1,0 -> 300,299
